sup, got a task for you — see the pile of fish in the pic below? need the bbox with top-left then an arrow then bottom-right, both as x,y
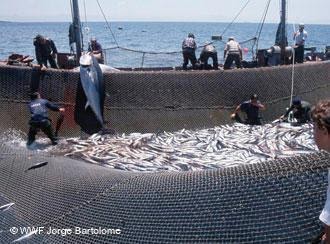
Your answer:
59,122 -> 317,172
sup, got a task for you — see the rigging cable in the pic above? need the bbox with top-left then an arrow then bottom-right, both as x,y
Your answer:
253,0 -> 271,59
83,0 -> 90,45
96,0 -> 256,65
220,0 -> 251,38
81,0 -> 90,50
96,0 -> 119,47
290,12 -> 296,107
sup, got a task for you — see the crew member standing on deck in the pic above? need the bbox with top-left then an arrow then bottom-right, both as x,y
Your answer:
224,37 -> 242,70
311,100 -> 330,242
182,33 -> 197,70
33,34 -> 58,69
88,37 -> 104,64
293,23 -> 307,63
27,92 -> 65,146
231,94 -> 266,125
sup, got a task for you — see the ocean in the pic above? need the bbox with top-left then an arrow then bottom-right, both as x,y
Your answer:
0,21 -> 329,68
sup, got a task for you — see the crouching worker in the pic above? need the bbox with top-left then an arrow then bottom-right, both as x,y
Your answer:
230,94 -> 265,125
279,98 -> 311,125
312,100 -> 330,242
199,42 -> 219,70
27,92 -> 65,146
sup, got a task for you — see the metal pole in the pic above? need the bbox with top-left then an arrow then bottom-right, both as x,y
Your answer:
72,0 -> 82,64
280,0 -> 286,63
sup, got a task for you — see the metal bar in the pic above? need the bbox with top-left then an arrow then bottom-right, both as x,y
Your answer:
72,0 -> 83,64
280,0 -> 287,63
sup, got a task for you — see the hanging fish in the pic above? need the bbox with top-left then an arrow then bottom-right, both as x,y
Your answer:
74,54 -> 105,135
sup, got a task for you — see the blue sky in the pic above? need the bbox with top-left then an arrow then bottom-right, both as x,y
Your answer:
0,0 -> 329,24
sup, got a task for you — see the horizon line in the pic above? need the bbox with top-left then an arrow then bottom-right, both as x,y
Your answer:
0,20 -> 329,25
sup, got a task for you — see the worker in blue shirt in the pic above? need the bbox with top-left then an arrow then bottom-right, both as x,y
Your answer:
231,94 -> 266,125
27,92 -> 65,146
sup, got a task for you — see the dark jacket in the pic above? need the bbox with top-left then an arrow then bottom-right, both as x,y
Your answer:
88,41 -> 102,53
28,98 -> 60,122
240,101 -> 262,125
33,38 -> 58,65
284,101 -> 311,123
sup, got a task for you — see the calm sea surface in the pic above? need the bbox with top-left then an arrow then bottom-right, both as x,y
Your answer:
0,21 -> 329,67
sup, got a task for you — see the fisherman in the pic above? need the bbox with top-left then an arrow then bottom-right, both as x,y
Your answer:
279,98 -> 311,124
68,23 -> 76,54
231,94 -> 265,125
27,92 -> 65,146
293,23 -> 308,63
88,37 -> 104,64
311,100 -> 330,242
199,42 -> 219,70
224,37 -> 242,70
33,34 -> 58,69
182,33 -> 197,70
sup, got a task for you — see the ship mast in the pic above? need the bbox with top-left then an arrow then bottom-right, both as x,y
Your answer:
280,0 -> 287,63
72,0 -> 82,63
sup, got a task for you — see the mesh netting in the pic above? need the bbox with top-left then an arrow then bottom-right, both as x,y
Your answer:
102,39 -> 257,68
0,144 -> 328,243
0,62 -> 330,136
1,61 -> 330,242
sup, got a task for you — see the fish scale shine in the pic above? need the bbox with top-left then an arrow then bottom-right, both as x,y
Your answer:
57,123 -> 318,172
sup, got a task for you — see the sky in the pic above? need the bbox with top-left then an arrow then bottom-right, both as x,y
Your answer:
0,0 -> 329,24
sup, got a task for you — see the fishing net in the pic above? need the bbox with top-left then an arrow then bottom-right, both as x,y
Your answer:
1,59 -> 330,243
102,38 -> 256,69
0,62 -> 329,136
0,143 -> 328,243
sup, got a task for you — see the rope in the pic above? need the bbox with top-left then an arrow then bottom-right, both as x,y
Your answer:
253,0 -> 271,57
82,0 -> 90,50
83,0 -> 90,41
289,22 -> 297,107
103,37 -> 257,56
95,0 -> 119,47
96,0 -> 256,64
220,0 -> 251,37
141,53 -> 146,68
83,0 -> 88,26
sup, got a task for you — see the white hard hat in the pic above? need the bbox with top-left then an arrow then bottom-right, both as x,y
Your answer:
79,54 -> 92,66
299,23 -> 304,28
228,36 -> 235,41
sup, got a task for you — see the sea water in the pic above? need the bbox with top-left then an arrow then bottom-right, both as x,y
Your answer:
0,21 -> 329,67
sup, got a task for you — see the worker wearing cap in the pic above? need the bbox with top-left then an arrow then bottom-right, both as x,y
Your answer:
280,98 -> 311,124
33,34 -> 58,69
88,37 -> 104,64
182,33 -> 197,70
231,94 -> 265,125
199,42 -> 219,70
224,37 -> 242,70
293,23 -> 308,63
